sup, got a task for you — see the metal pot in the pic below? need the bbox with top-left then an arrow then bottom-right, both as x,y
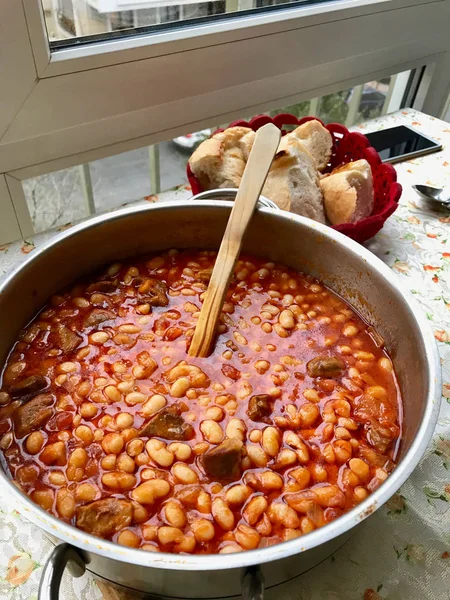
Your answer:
0,199 -> 440,600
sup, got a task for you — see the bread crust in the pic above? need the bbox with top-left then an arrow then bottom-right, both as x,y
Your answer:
262,137 -> 326,223
320,159 -> 374,225
289,121 -> 333,171
188,127 -> 255,189
188,124 -> 335,224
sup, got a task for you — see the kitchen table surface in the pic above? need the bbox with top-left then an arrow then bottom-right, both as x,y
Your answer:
0,109 -> 449,600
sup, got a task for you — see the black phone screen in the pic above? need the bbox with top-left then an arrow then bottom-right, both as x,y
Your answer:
364,125 -> 441,162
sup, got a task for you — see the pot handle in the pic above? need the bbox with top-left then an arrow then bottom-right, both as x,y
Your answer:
242,567 -> 264,600
38,543 -> 86,600
38,543 -> 264,600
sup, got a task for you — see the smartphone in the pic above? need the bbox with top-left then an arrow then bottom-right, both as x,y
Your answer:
364,125 -> 442,164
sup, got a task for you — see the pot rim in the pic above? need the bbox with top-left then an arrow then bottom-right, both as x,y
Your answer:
0,200 -> 441,571
189,187 -> 280,211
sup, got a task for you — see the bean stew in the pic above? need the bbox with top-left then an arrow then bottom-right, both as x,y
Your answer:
0,250 -> 402,554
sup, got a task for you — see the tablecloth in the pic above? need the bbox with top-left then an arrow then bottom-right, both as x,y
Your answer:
0,109 -> 448,600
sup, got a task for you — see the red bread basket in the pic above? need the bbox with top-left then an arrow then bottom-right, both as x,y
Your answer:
186,114 -> 402,244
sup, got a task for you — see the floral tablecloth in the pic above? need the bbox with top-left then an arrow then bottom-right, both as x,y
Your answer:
0,109 -> 449,600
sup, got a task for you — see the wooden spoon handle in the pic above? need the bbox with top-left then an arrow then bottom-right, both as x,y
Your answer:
188,123 -> 281,357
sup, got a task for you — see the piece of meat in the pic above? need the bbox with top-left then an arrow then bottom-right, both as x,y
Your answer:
153,316 -> 171,337
12,393 -> 54,438
76,498 -> 133,538
247,394 -> 272,423
139,279 -> 169,307
307,356 -> 345,378
201,438 -> 243,480
54,324 -> 82,353
366,419 -> 399,453
87,280 -> 118,294
354,394 -> 397,424
9,375 -> 49,401
140,407 -> 195,441
221,364 -> 241,381
354,394 -> 382,421
358,446 -> 390,468
82,308 -> 116,329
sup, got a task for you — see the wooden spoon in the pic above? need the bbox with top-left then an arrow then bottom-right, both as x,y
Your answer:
97,124 -> 280,598
188,123 -> 281,358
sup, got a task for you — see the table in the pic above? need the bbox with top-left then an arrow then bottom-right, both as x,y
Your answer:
0,109 -> 448,600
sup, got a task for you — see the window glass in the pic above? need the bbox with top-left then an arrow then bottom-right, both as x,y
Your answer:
356,78 -> 393,122
43,0 -> 324,45
22,141 -> 187,233
22,74 -> 401,235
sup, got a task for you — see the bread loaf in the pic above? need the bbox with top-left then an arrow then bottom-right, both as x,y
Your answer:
188,127 -> 255,190
262,136 -> 326,223
320,159 -> 374,225
288,120 -> 333,172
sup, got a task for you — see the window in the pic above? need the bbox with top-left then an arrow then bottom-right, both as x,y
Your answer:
19,72 -> 409,235
46,0 -> 319,45
1,0 -> 450,244
269,77 -> 398,126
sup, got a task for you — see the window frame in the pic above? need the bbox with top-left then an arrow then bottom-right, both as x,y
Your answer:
1,0 -> 450,243
28,0 -> 420,77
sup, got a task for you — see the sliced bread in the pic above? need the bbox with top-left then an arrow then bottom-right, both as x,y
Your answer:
320,159 -> 374,225
188,127 -> 255,189
288,120 -> 333,172
262,136 -> 326,223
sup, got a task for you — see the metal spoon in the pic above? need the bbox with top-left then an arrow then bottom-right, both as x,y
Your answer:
413,184 -> 450,208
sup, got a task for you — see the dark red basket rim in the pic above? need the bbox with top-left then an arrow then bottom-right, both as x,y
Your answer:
187,115 -> 402,244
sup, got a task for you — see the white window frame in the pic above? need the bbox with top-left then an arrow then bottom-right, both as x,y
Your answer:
1,0 -> 450,243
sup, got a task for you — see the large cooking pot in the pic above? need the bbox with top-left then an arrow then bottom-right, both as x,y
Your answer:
0,199 -> 440,600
